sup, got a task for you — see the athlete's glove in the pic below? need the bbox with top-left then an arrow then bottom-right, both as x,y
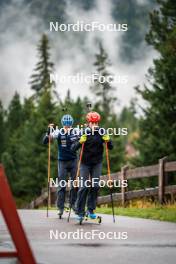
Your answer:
102,134 -> 110,142
47,123 -> 55,135
79,134 -> 87,144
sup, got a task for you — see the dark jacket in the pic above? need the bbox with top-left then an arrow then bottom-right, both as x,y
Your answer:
43,128 -> 79,161
71,128 -> 113,165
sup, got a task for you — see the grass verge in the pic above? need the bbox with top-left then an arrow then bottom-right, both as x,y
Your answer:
96,206 -> 176,223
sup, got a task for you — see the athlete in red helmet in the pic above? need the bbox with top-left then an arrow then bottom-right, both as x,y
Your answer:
72,111 -> 113,221
86,111 -> 101,123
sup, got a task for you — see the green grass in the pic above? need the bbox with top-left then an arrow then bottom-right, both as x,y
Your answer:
38,201 -> 176,223
96,206 -> 176,223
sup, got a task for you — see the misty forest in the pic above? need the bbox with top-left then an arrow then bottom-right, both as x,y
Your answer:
0,0 -> 176,206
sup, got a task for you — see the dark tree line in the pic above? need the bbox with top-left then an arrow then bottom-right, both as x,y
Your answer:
1,0 -> 175,205
0,35 -> 133,205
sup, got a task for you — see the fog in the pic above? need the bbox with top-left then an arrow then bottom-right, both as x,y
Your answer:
0,0 -> 157,111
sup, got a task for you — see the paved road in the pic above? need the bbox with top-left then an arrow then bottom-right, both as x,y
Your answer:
0,210 -> 176,264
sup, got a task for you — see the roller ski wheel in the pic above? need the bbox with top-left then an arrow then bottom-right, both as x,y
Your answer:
79,218 -> 83,225
85,213 -> 102,224
59,214 -> 62,219
97,216 -> 102,224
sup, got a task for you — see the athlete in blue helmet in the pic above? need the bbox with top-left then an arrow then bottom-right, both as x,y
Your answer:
43,114 -> 79,217
61,114 -> 74,127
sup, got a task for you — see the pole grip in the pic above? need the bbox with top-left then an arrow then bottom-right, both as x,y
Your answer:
105,142 -> 112,186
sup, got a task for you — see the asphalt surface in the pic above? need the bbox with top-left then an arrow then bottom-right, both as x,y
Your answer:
0,210 -> 176,264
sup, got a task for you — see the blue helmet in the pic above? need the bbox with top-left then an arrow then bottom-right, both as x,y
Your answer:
61,114 -> 74,126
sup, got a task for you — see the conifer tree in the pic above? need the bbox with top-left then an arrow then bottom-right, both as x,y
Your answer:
90,42 -> 116,120
6,92 -> 23,132
136,0 -> 176,164
30,34 -> 55,97
0,101 -> 4,160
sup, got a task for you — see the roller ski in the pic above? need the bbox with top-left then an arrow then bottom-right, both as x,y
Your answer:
85,211 -> 102,224
76,211 -> 102,225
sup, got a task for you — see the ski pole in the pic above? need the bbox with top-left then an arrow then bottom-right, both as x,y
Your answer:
105,142 -> 115,223
67,143 -> 85,222
47,134 -> 51,217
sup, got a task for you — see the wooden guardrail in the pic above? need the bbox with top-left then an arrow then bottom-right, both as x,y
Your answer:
98,157 -> 176,206
29,157 -> 176,208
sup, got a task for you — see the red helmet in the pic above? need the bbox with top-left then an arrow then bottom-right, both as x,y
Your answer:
86,111 -> 101,123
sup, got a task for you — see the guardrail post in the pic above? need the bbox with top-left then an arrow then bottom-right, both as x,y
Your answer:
158,156 -> 167,204
121,165 -> 128,207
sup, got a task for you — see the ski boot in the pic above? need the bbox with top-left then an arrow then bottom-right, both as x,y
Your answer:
87,210 -> 97,219
85,211 -> 102,224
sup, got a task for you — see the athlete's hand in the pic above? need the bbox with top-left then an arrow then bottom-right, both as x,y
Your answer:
102,134 -> 110,142
79,134 -> 87,144
47,123 -> 55,135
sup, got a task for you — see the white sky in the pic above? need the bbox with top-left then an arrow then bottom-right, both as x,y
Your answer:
0,0 -> 157,112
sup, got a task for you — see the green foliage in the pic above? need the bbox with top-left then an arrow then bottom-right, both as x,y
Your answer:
0,101 -> 4,159
6,92 -> 23,131
97,205 -> 176,223
119,99 -> 138,132
1,0 -> 175,206
112,0 -> 155,61
30,34 -> 55,97
135,0 -> 176,166
90,42 -> 116,119
0,34 -> 137,206
1,35 -> 57,203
